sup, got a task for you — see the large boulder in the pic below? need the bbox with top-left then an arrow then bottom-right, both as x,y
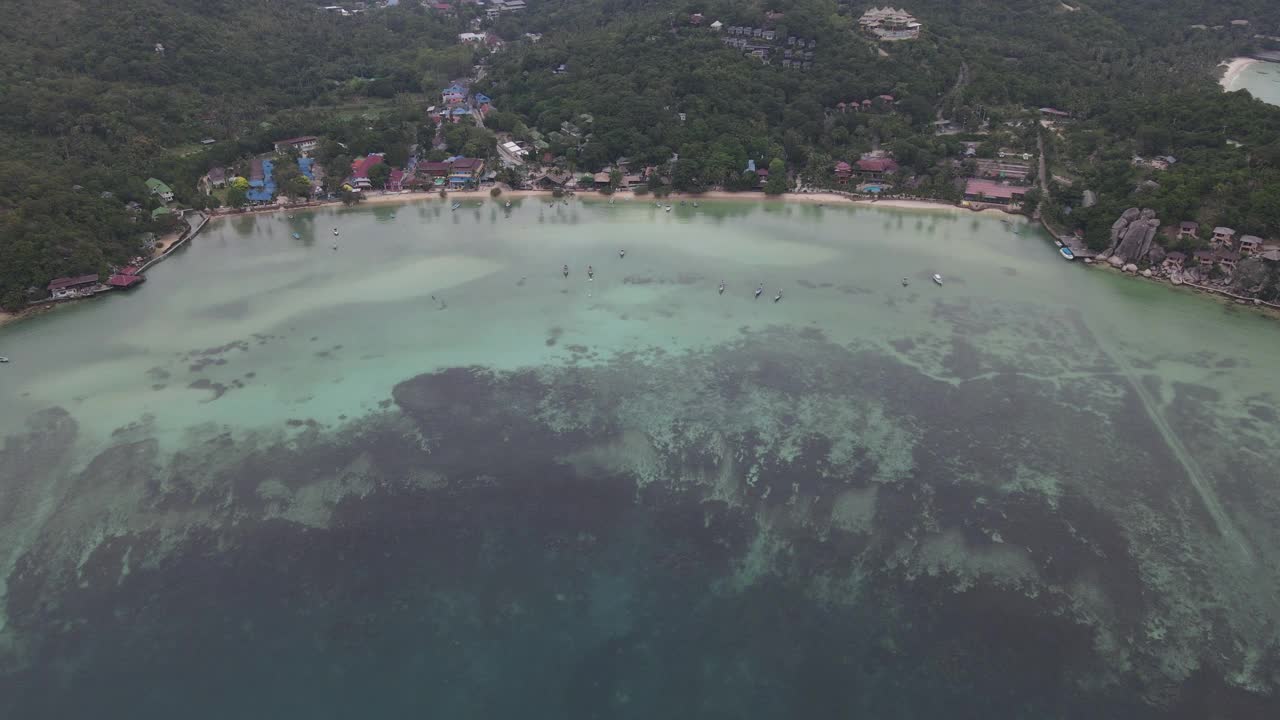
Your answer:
1108,208 -> 1161,264
1148,244 -> 1166,265
1108,255 -> 1124,268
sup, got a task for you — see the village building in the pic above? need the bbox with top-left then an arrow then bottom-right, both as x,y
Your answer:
48,274 -> 100,300
273,136 -> 319,155
1163,251 -> 1186,270
834,161 -> 853,184
1178,221 -> 1198,240
1211,226 -> 1236,246
146,178 -> 174,202
859,7 -> 922,41
1193,250 -> 1216,268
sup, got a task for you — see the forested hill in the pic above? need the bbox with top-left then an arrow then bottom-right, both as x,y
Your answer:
0,0 -> 458,308
2,0 -> 1280,309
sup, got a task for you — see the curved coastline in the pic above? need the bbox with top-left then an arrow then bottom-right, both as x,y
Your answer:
1220,56 -> 1260,91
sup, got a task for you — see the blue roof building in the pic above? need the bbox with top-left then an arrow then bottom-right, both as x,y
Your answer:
475,93 -> 491,104
247,159 -> 276,202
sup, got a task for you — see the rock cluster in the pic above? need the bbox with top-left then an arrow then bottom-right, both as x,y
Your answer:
1101,208 -> 1162,265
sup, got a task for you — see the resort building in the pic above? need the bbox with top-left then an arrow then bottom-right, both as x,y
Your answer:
859,7 -> 922,41
1211,226 -> 1236,247
1178,221 -> 1198,240
146,178 -> 174,202
834,161 -> 853,184
48,274 -> 100,299
856,157 -> 899,181
964,178 -> 1027,206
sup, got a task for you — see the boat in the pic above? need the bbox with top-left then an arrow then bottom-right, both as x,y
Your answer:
0,357 -> 9,364
901,277 -> 909,287
1060,246 -> 1075,260
932,274 -> 943,286
505,202 -> 511,208
692,201 -> 698,208
451,202 -> 461,210
332,229 -> 339,236
292,232 -> 301,239
665,205 -> 672,212
1054,239 -> 1064,248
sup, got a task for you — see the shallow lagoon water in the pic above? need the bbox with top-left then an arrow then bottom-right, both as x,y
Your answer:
1223,59 -> 1280,107
1,198 -> 1279,718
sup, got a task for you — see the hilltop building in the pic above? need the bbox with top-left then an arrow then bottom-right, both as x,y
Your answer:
859,7 -> 921,40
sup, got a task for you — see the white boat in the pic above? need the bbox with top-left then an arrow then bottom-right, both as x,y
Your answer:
0,357 -> 9,364
1060,247 -> 1075,260
665,205 -> 672,212
932,274 -> 943,286
451,202 -> 461,210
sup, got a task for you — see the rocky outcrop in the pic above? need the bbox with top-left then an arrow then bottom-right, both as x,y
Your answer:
1107,207 -> 1161,265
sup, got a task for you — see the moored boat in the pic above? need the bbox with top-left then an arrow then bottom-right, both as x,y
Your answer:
451,202 -> 461,210
932,273 -> 943,286
1060,246 -> 1075,260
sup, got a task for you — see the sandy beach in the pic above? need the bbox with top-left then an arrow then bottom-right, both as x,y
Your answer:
234,187 -> 987,216
1221,57 -> 1259,91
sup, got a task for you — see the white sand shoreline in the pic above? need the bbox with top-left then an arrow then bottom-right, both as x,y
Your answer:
1220,57 -> 1258,91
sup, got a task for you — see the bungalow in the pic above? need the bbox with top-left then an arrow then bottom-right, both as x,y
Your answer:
1193,250 -> 1216,268
48,274 -> 100,299
593,171 -> 611,188
690,13 -> 703,25
448,157 -> 485,186
710,20 -> 723,31
1260,249 -> 1280,263
1163,251 -> 1186,269
1237,234 -> 1263,254
1211,226 -> 1236,246
964,178 -> 1027,205
1216,249 -> 1241,269
146,178 -> 174,202
458,32 -> 486,44
857,157 -> 899,181
1039,108 -> 1072,120
834,161 -> 853,184
1178,221 -> 1198,240
273,136 -> 319,154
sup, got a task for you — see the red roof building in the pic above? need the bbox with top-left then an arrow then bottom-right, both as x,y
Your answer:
351,154 -> 385,179
964,178 -> 1027,204
835,161 -> 853,183
856,157 -> 899,176
108,273 -> 146,288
